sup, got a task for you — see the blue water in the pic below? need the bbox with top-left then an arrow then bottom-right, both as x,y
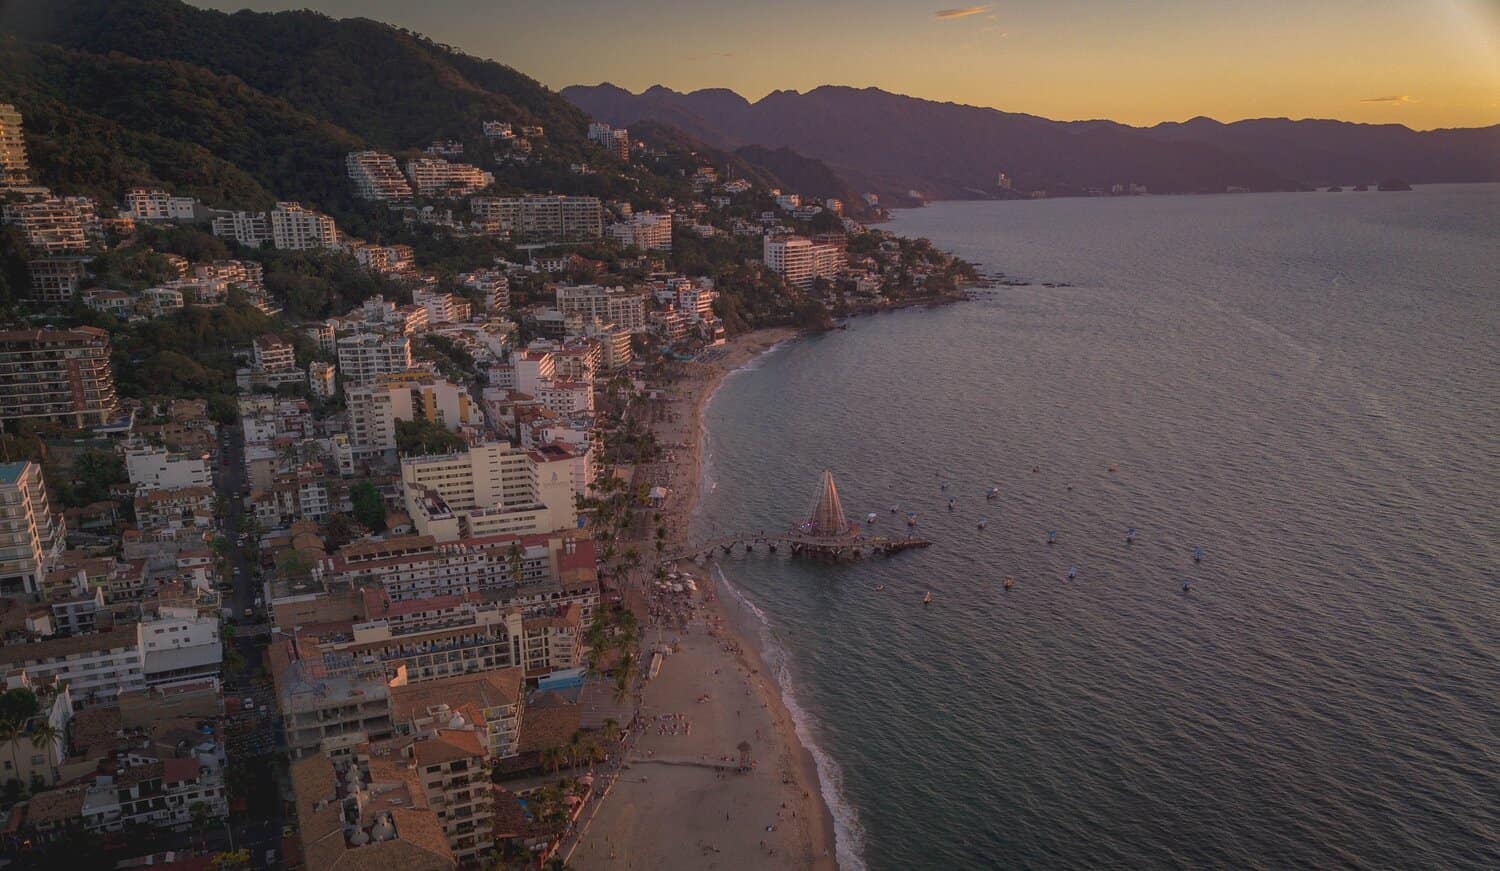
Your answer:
693,185 -> 1500,870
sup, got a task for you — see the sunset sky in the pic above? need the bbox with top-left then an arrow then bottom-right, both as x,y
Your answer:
190,0 -> 1500,129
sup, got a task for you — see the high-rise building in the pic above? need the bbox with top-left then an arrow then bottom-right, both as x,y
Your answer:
607,211 -> 673,251
27,257 -> 92,305
0,461 -> 62,596
270,202 -> 338,250
210,210 -> 271,247
346,373 -> 475,458
0,327 -> 119,428
400,442 -> 577,541
123,188 -> 199,221
336,331 -> 414,385
554,284 -> 648,333
0,104 -> 30,186
2,197 -> 99,254
469,195 -> 603,243
347,151 -> 414,201
404,158 -> 494,198
762,234 -> 847,288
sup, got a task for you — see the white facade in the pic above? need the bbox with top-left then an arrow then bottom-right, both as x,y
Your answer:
125,446 -> 212,493
336,331 -> 413,385
470,195 -> 603,242
137,606 -> 222,689
763,235 -> 846,288
124,189 -> 199,222
210,210 -> 270,247
270,202 -> 338,250
405,157 -> 494,197
400,442 -> 576,541
0,461 -> 62,596
608,211 -> 673,251
346,150 -> 413,201
554,284 -> 647,333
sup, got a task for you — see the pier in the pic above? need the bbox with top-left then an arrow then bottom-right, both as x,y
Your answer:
668,469 -> 932,563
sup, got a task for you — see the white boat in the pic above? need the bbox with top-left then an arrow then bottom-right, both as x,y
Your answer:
866,512 -> 877,524
922,591 -> 933,605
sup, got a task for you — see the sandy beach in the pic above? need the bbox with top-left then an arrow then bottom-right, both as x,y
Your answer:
569,326 -> 839,870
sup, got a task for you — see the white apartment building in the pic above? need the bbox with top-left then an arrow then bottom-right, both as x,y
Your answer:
458,269 -> 509,313
0,631 -> 142,709
554,284 -> 647,333
405,157 -> 494,197
210,210 -> 270,247
400,442 -> 576,541
336,331 -> 413,385
346,150 -> 414,201
124,188 -> 199,221
346,373 -> 474,458
0,461 -> 62,596
79,757 -> 228,834
470,195 -> 603,242
413,288 -> 470,325
763,235 -> 847,288
0,103 -> 29,186
607,211 -> 673,251
3,197 -> 98,255
270,202 -> 338,250
253,334 -> 297,374
351,242 -> 414,275
124,446 -> 211,493
309,361 -> 336,399
137,605 -> 222,689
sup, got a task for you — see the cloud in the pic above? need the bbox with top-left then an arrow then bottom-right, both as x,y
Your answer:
1360,95 -> 1414,104
935,5 -> 991,20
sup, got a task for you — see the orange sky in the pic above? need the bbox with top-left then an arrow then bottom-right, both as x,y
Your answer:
192,0 -> 1500,129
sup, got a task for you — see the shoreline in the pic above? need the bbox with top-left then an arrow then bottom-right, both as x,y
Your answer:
570,326 -> 840,870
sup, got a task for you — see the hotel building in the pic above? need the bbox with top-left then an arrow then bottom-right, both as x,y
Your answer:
0,327 -> 119,428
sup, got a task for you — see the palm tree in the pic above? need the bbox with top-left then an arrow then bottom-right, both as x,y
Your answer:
565,730 -> 586,770
506,541 -> 524,584
613,651 -> 638,702
28,721 -> 60,775
541,745 -> 566,775
0,719 -> 20,781
600,717 -> 622,745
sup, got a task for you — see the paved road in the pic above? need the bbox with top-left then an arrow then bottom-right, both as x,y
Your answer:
213,423 -> 286,865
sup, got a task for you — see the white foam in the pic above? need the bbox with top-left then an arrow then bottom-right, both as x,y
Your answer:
714,563 -> 868,871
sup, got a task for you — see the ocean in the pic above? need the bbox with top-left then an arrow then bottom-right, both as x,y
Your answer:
691,185 -> 1500,870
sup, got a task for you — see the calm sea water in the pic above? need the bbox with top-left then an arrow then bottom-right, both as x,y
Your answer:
692,185 -> 1500,870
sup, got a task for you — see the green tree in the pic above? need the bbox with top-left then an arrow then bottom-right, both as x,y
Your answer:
349,480 -> 387,532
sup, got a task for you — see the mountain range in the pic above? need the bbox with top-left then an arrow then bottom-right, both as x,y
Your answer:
563,83 -> 1500,202
0,0 -> 871,217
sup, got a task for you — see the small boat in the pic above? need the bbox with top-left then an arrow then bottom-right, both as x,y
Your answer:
1193,546 -> 1203,563
890,505 -> 899,514
866,512 -> 877,524
986,486 -> 1000,500
874,584 -> 886,592
1067,566 -> 1077,580
1181,579 -> 1192,593
1126,527 -> 1136,544
922,591 -> 933,605
907,512 -> 918,527
1108,464 -> 1118,473
940,483 -> 948,492
1003,576 -> 1015,590
977,520 -> 987,530
1047,530 -> 1057,545
947,498 -> 956,512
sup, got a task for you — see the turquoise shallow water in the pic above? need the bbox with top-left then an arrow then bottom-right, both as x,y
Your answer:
692,185 -> 1500,870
